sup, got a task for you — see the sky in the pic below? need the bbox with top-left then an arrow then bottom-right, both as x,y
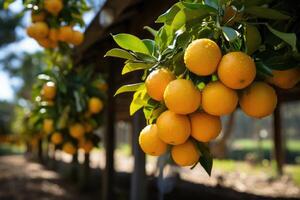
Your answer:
0,0 -> 102,102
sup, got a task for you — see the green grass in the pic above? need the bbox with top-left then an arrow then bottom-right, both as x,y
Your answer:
232,139 -> 300,152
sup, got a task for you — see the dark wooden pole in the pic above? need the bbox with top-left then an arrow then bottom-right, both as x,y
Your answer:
130,110 -> 147,200
273,103 -> 283,175
102,62 -> 116,200
37,138 -> 44,163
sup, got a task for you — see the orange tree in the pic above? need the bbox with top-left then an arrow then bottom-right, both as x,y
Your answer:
106,0 -> 300,174
29,66 -> 107,155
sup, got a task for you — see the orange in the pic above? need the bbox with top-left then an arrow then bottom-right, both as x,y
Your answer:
58,26 -> 73,42
89,97 -> 104,114
202,81 -> 238,116
43,118 -> 54,134
96,82 -> 108,91
184,39 -> 222,76
80,140 -> 94,153
218,51 -> 256,89
189,112 -> 222,142
51,132 -> 63,145
171,139 -> 200,167
37,38 -> 57,49
69,31 -> 84,46
164,79 -> 201,114
44,0 -> 63,16
146,68 -> 175,101
239,82 -> 277,118
69,123 -> 85,139
31,11 -> 46,22
156,110 -> 191,145
28,22 -> 49,39
41,81 -> 56,100
49,28 -> 59,41
267,68 -> 300,89
62,142 -> 76,155
246,25 -> 262,55
139,124 -> 167,156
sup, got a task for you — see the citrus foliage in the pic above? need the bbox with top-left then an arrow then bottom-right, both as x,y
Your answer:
107,0 -> 300,175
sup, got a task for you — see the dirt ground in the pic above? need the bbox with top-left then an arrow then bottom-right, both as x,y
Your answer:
0,155 -> 93,200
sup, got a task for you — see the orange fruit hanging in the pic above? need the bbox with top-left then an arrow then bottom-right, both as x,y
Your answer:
189,112 -> 222,142
164,79 -> 201,114
88,97 -> 104,114
218,51 -> 256,89
267,68 -> 300,89
69,123 -> 85,139
58,26 -> 73,42
156,110 -> 191,145
62,142 -> 76,155
41,81 -> 56,100
184,38 -> 222,76
44,0 -> 63,16
51,132 -> 63,145
239,82 -> 277,118
139,124 -> 167,156
69,31 -> 84,46
145,68 -> 175,101
202,81 -> 238,116
171,139 -> 200,167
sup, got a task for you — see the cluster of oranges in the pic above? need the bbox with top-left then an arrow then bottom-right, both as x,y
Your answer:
26,0 -> 84,49
40,81 -> 104,155
139,38 -> 300,167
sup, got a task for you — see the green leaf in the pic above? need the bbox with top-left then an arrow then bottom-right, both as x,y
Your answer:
156,2 -> 183,24
197,142 -> 213,176
222,26 -> 240,42
144,26 -> 157,37
245,6 -> 290,20
182,1 -> 217,12
115,83 -> 144,96
256,61 -> 273,77
171,10 -> 186,30
112,34 -> 150,54
104,48 -> 136,60
266,25 -> 298,52
204,0 -> 219,10
130,86 -> 149,115
143,39 -> 156,55
122,62 -> 153,75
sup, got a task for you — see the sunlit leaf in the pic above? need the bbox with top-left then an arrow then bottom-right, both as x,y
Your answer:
104,48 -> 135,60
114,83 -> 144,96
112,34 -> 150,54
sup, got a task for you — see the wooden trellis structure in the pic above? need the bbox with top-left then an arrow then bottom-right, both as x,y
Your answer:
73,0 -> 300,200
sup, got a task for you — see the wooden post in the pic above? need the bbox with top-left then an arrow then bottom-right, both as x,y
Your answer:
130,110 -> 147,200
37,138 -> 44,163
273,103 -> 283,175
102,62 -> 116,200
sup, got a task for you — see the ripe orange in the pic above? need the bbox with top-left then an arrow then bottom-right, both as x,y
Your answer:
80,140 -> 94,153
246,25 -> 262,55
31,11 -> 46,22
51,132 -> 63,145
62,142 -> 76,155
43,119 -> 54,134
239,82 -> 277,118
69,123 -> 85,139
184,39 -> 222,76
42,81 -> 56,100
146,68 -> 175,101
218,51 -> 256,89
189,112 -> 222,142
58,26 -> 73,42
164,79 -> 201,114
37,38 -> 57,49
267,68 -> 300,89
171,139 -> 200,166
156,110 -> 191,145
89,97 -> 104,114
29,22 -> 49,39
49,28 -> 59,41
96,82 -> 108,91
202,81 -> 238,116
139,124 -> 167,156
44,0 -> 63,16
69,31 -> 84,46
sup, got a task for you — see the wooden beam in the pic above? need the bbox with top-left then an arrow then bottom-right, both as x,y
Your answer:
102,61 -> 116,200
273,102 -> 284,175
130,110 -> 147,200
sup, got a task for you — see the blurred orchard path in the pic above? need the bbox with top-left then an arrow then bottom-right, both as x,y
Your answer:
0,155 -> 93,200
